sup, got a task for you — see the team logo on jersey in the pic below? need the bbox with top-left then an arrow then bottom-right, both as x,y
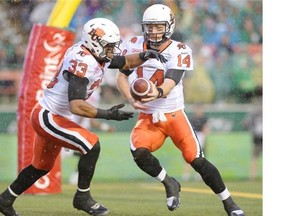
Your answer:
177,43 -> 186,50
130,37 -> 138,44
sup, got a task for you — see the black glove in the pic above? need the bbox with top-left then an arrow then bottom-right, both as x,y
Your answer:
96,103 -> 134,121
139,50 -> 167,63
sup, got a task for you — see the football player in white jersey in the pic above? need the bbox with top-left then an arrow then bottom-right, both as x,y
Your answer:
0,18 -> 166,216
116,4 -> 245,216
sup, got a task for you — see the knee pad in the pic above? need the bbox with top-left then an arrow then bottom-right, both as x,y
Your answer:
78,142 -> 101,169
131,147 -> 149,160
84,142 -> 100,161
90,142 -> 100,156
80,141 -> 100,158
191,157 -> 207,173
131,147 -> 162,177
78,142 -> 100,174
131,147 -> 152,167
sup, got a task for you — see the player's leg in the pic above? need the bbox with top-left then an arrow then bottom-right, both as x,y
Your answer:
73,142 -> 109,216
0,163 -> 49,216
51,120 -> 108,215
131,147 -> 181,211
173,110 -> 245,216
0,134 -> 56,216
32,106 -> 109,215
41,127 -> 108,215
130,113 -> 181,211
191,157 -> 244,215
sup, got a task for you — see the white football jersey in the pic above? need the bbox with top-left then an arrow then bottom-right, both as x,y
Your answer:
39,42 -> 109,119
123,36 -> 193,114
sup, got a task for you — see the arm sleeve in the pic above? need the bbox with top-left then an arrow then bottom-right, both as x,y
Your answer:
67,71 -> 89,101
119,69 -> 133,76
108,56 -> 126,69
165,69 -> 185,85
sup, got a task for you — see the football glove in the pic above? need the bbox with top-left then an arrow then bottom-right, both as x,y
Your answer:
139,50 -> 167,63
96,103 -> 134,121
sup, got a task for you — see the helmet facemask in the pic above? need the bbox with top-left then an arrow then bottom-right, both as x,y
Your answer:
142,22 -> 170,46
98,40 -> 122,62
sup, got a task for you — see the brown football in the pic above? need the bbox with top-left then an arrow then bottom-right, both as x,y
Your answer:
130,78 -> 152,101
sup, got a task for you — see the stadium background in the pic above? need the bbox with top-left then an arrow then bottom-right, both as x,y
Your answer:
0,0 -> 262,182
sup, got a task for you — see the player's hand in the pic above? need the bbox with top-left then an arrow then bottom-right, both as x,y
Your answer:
96,103 -> 134,121
139,50 -> 167,63
141,81 -> 159,103
107,103 -> 134,121
128,98 -> 150,111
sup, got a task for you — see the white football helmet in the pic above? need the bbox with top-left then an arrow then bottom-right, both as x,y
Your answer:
142,4 -> 176,45
81,18 -> 121,61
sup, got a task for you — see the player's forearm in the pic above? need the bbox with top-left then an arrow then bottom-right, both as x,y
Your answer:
122,53 -> 144,70
116,72 -> 134,103
122,50 -> 167,70
157,79 -> 175,98
69,99 -> 97,118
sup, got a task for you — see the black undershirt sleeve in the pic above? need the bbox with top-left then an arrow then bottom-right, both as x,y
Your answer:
108,56 -> 126,69
165,69 -> 185,85
67,71 -> 89,101
119,69 -> 134,76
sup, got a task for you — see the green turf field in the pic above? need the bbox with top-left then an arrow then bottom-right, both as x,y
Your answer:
0,181 -> 262,216
0,132 -> 262,182
0,132 -> 262,215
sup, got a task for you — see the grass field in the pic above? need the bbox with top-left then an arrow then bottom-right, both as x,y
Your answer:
0,181 -> 262,216
0,132 -> 262,182
0,132 -> 262,215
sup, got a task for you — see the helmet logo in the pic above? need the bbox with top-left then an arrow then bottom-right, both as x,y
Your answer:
88,27 -> 106,41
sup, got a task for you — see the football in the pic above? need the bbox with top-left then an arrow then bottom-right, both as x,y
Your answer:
130,78 -> 152,101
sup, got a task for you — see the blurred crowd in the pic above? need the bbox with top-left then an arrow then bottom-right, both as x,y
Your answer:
0,0 -> 262,104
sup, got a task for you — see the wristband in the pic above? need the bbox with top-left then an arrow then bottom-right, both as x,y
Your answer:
95,108 -> 110,120
157,88 -> 164,98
